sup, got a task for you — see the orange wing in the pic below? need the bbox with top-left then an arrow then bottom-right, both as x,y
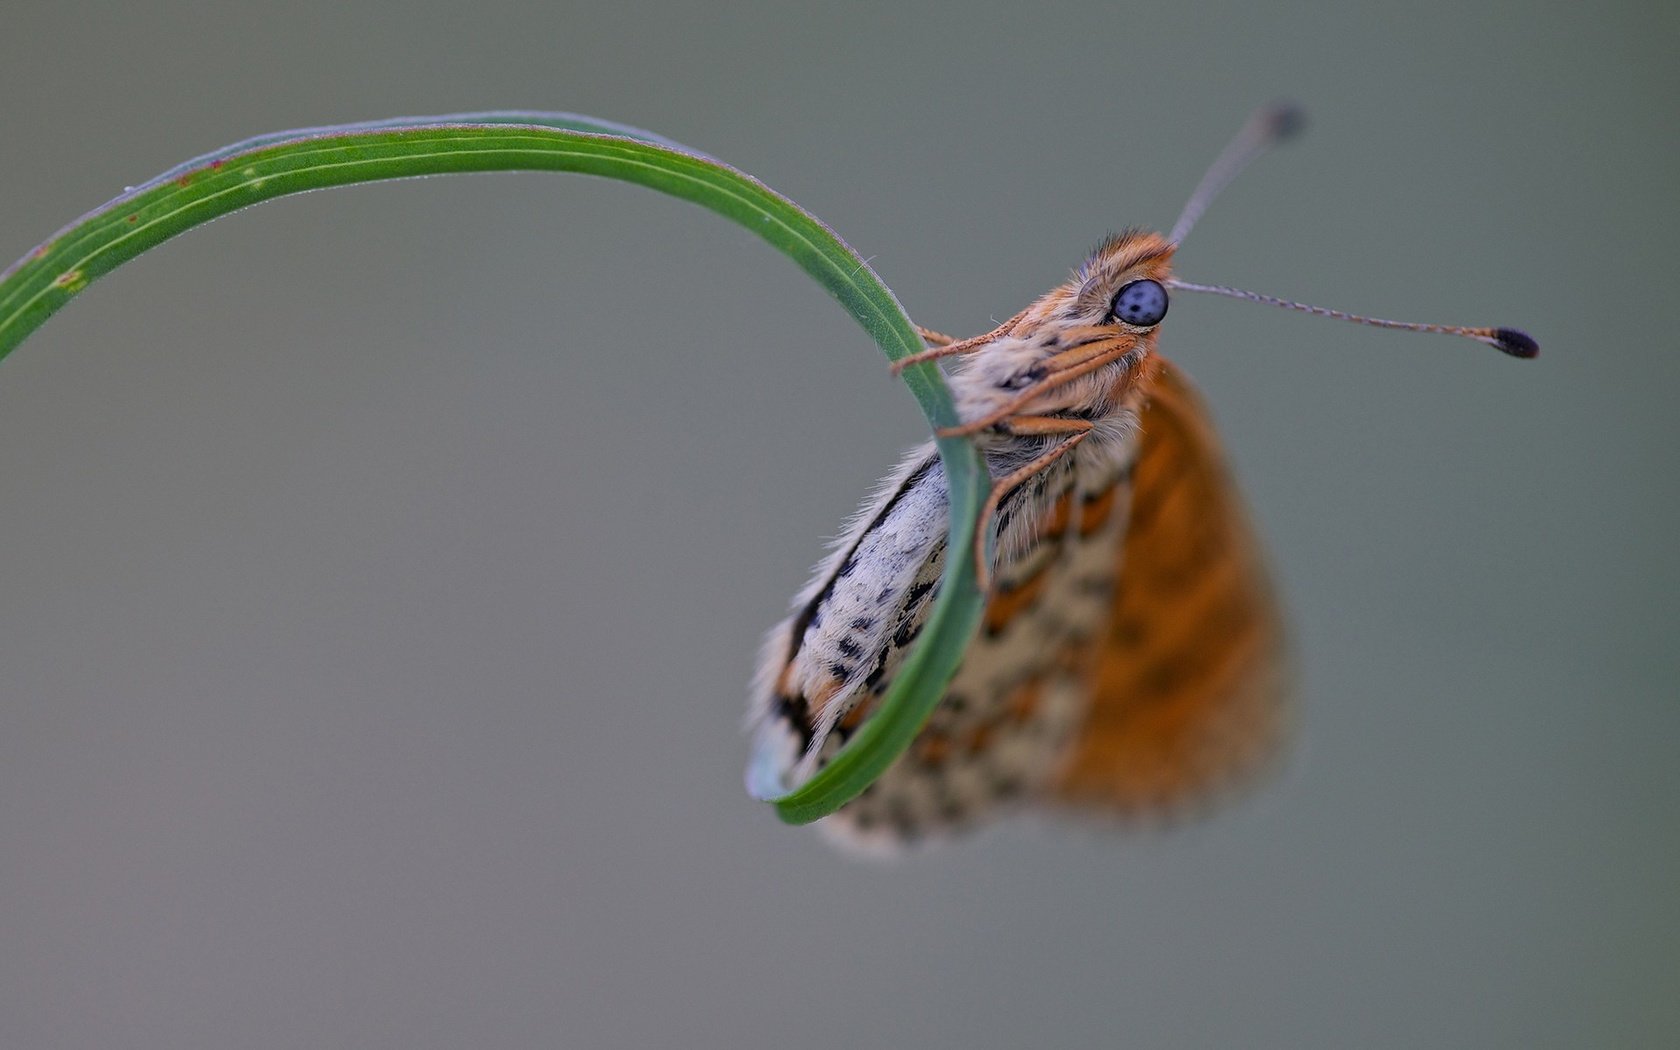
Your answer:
1051,355 -> 1290,815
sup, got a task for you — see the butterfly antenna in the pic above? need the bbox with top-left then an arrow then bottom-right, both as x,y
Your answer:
1164,278 -> 1538,358
1170,102 -> 1305,246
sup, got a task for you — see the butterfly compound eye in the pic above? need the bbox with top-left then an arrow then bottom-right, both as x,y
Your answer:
1112,279 -> 1169,327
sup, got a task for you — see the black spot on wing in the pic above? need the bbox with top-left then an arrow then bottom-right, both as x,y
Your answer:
863,653 -> 889,691
904,579 -> 935,609
989,773 -> 1024,799
892,616 -> 924,650
886,797 -> 916,838
773,694 -> 815,752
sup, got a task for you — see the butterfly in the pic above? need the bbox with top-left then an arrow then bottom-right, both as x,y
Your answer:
746,105 -> 1535,854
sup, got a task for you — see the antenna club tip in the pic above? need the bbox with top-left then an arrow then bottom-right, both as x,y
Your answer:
1264,102 -> 1307,142
1492,327 -> 1539,359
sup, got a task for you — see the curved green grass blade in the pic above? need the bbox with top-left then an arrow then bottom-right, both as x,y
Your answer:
0,112 -> 985,825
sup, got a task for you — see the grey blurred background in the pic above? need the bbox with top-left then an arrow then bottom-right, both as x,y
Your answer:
1,2 -> 1674,1047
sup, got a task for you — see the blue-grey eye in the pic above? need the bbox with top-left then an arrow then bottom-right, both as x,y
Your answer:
1111,279 -> 1169,327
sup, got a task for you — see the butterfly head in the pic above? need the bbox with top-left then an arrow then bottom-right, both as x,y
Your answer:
945,229 -> 1175,436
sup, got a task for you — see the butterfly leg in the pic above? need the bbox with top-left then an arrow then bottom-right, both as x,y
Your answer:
916,325 -> 957,347
888,310 -> 1029,376
973,418 -> 1093,590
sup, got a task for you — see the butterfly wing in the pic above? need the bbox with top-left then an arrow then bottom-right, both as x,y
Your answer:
1051,355 -> 1290,815
750,441 -> 1119,854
